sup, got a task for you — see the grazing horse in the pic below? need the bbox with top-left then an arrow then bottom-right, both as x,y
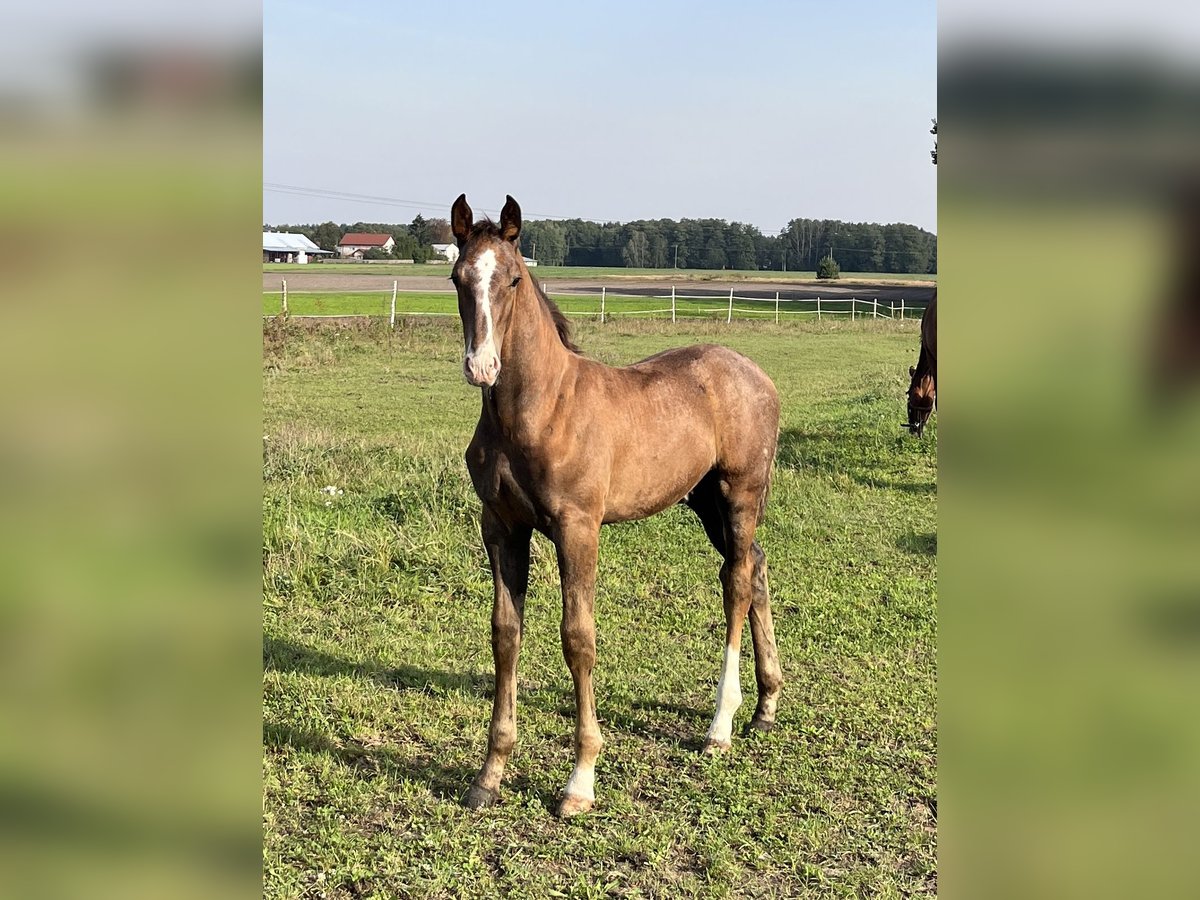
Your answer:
906,292 -> 937,437
451,194 -> 783,817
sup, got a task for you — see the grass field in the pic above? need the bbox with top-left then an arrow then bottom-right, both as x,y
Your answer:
263,262 -> 937,284
263,318 -> 937,898
263,291 -> 928,321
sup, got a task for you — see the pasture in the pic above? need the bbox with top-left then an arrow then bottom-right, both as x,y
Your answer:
263,318 -> 937,898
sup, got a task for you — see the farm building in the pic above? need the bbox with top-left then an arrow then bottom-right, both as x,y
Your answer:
431,243 -> 459,263
263,232 -> 333,264
338,233 -> 395,258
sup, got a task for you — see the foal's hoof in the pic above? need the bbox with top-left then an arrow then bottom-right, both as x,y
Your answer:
556,793 -> 595,818
701,738 -> 732,756
746,716 -> 775,735
462,784 -> 499,810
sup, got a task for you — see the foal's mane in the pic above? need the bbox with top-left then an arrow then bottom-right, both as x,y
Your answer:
468,219 -> 581,355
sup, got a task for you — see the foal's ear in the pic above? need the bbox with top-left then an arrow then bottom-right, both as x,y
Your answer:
909,366 -> 916,377
451,193 -> 473,247
499,195 -> 521,243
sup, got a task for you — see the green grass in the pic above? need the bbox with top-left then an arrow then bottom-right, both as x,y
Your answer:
264,291 -> 928,320
263,262 -> 937,283
263,318 -> 937,899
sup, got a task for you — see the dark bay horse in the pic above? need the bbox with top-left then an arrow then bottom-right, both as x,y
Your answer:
906,292 -> 937,437
451,194 -> 782,817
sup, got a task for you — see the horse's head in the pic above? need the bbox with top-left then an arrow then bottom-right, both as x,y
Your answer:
905,365 -> 936,437
450,193 -> 525,387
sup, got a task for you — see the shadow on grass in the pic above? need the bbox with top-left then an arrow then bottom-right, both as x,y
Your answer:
263,720 -> 488,803
776,427 -> 936,494
264,636 -> 722,773
897,531 -> 937,556
264,634 -> 490,696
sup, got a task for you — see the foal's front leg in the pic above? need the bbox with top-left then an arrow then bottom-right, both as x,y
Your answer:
464,509 -> 531,810
553,516 -> 603,818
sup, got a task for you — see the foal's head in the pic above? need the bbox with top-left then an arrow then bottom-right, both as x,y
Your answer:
450,193 -> 526,387
906,366 -> 936,437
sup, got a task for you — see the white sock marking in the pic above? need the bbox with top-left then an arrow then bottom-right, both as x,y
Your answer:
706,644 -> 742,745
564,761 -> 595,801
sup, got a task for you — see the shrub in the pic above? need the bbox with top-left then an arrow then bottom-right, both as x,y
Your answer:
817,256 -> 841,279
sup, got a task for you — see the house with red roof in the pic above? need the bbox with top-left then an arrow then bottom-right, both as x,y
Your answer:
337,232 -> 395,259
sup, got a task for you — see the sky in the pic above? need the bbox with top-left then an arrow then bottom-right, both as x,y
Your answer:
264,0 -> 937,233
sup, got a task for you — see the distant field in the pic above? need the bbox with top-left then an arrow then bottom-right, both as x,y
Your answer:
264,290 -> 929,320
263,262 -> 937,284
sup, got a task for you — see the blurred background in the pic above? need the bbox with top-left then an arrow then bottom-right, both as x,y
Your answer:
0,4 -> 261,899
941,2 -> 1200,897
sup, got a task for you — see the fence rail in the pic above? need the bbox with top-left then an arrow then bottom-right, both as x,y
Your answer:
264,280 -> 932,324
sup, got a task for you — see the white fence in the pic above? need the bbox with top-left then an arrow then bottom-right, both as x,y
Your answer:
557,286 -> 925,324
267,280 -> 931,324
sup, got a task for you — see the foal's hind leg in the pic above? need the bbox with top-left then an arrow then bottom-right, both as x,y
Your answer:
746,541 -> 783,733
701,489 -> 761,755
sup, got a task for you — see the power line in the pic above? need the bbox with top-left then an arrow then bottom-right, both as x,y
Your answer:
263,182 -> 617,224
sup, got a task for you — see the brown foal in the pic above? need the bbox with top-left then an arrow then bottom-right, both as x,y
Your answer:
906,292 -> 937,437
451,194 -> 783,817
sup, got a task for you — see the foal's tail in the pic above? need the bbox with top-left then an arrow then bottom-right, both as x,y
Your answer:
757,430 -> 778,526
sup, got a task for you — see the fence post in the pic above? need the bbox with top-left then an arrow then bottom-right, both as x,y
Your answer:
817,296 -> 821,320
390,280 -> 397,328
873,298 -> 878,319
281,279 -> 288,316
900,298 -> 905,320
727,287 -> 733,324
775,291 -> 780,325
600,286 -> 606,324
851,298 -> 855,321
672,285 -> 676,323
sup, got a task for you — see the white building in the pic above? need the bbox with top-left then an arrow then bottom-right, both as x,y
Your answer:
431,243 -> 459,264
263,232 -> 333,265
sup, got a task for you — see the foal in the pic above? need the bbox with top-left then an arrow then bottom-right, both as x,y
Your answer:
451,194 -> 783,817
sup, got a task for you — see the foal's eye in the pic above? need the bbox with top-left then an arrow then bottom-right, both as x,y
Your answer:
510,276 -> 521,288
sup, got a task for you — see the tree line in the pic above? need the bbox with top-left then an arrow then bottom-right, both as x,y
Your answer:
265,213 -> 936,274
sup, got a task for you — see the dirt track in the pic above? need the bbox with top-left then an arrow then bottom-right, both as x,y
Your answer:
264,271 -> 936,303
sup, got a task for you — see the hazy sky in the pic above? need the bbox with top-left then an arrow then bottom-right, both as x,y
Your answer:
264,0 -> 936,233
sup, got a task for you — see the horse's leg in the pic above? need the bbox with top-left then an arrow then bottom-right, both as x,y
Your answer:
702,490 -> 759,755
685,472 -> 728,559
552,515 -> 603,817
746,540 -> 783,733
464,508 -> 531,810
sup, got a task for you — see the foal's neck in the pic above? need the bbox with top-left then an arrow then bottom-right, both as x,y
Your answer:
484,277 -> 573,428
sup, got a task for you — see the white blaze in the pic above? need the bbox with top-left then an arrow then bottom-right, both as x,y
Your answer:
705,644 -> 742,746
463,248 -> 500,385
474,249 -> 496,343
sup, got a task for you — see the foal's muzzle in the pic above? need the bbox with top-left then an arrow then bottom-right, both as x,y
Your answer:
464,350 -> 501,387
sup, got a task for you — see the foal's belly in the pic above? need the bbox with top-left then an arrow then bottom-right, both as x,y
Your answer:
467,433 -> 710,530
600,429 -> 715,523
